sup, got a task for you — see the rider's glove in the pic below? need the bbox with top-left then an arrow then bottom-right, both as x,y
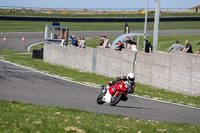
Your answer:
108,81 -> 114,86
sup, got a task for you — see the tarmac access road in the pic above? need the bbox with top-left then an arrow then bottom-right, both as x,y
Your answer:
0,29 -> 200,51
0,60 -> 200,125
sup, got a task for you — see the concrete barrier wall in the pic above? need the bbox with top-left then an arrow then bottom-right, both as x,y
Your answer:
95,48 -> 134,78
44,44 -> 94,72
44,44 -> 200,96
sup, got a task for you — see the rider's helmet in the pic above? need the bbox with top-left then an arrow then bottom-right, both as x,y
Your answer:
127,72 -> 135,83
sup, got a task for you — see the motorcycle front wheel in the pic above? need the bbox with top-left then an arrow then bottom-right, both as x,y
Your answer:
110,91 -> 123,106
96,93 -> 105,105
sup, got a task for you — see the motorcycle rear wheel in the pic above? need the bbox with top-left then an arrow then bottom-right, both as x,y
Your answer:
110,91 -> 123,106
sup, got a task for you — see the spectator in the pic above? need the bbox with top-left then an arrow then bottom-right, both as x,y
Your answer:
70,35 -> 75,45
102,36 -> 111,48
79,37 -> 86,48
130,38 -> 137,52
130,44 -> 138,52
115,41 -> 124,51
145,40 -> 152,54
99,36 -> 104,47
131,38 -> 137,46
182,40 -> 193,53
70,35 -> 78,47
167,40 -> 185,53
196,41 -> 200,56
124,36 -> 132,49
124,22 -> 130,34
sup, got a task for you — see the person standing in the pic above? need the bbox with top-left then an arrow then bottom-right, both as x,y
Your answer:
144,40 -> 152,54
124,22 -> 130,34
182,40 -> 193,53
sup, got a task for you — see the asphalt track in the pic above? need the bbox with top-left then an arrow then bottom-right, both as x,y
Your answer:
0,30 -> 200,125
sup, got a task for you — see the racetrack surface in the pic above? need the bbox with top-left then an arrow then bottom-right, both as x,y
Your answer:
0,60 -> 200,125
1,30 -> 200,51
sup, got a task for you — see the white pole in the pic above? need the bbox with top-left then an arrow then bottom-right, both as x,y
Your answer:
143,0 -> 149,52
45,25 -> 49,40
153,0 -> 160,51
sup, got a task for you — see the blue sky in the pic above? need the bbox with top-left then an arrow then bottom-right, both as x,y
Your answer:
1,0 -> 200,9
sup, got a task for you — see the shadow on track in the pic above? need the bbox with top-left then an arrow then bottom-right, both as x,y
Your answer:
115,105 -> 157,110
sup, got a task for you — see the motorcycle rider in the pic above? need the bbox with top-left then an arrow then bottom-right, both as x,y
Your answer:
108,72 -> 135,101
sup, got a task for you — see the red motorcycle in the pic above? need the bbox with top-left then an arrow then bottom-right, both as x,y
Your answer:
96,80 -> 129,106
97,52 -> 137,106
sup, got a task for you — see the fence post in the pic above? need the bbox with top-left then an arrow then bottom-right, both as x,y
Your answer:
92,48 -> 97,73
153,0 -> 160,51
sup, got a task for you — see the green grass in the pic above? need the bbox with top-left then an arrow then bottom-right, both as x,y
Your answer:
1,100 -> 200,133
135,84 -> 200,107
0,20 -> 200,32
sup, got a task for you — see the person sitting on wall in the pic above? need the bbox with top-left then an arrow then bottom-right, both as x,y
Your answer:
167,40 -> 185,53
130,38 -> 138,52
115,41 -> 124,51
99,36 -> 104,47
102,36 -> 111,48
70,35 -> 78,47
131,38 -> 137,46
78,37 -> 86,48
130,44 -> 138,52
182,40 -> 193,54
124,36 -> 132,49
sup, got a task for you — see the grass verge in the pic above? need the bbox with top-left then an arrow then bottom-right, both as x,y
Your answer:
1,100 -> 200,133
